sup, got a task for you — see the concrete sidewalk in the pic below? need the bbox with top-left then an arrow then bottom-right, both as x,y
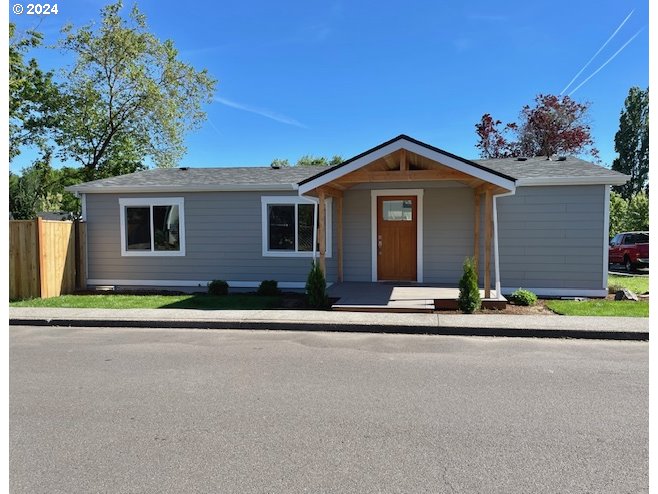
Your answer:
9,307 -> 649,340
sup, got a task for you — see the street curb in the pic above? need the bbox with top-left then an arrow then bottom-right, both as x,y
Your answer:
9,318 -> 649,341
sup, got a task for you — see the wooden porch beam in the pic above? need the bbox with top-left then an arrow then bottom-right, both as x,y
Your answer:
319,185 -> 344,198
336,169 -> 475,184
400,149 -> 408,171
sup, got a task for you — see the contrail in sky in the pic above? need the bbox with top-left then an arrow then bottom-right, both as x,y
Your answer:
560,9 -> 634,95
568,29 -> 644,96
214,96 -> 306,128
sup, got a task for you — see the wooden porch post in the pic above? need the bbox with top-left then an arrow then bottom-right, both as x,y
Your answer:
484,187 -> 493,298
336,195 -> 343,282
318,189 -> 326,275
473,191 -> 481,271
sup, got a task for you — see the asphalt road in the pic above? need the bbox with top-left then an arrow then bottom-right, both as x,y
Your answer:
10,326 -> 648,493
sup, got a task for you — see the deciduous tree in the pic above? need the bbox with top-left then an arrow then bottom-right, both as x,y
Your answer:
626,192 -> 649,232
475,94 -> 598,160
608,191 -> 649,237
55,1 -> 216,177
296,155 -> 343,167
9,23 -> 59,162
608,192 -> 629,238
474,114 -> 516,158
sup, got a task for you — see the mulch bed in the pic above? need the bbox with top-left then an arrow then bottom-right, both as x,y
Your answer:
478,299 -> 556,315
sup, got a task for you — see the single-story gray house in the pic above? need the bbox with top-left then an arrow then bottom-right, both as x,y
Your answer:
67,135 -> 629,299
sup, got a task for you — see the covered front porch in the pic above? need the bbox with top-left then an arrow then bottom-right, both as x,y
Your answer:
328,282 -> 504,313
298,135 -> 517,303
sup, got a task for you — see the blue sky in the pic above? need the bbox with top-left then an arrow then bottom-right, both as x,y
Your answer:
9,0 -> 649,173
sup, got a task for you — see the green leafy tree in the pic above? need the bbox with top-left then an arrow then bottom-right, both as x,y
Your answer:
9,23 -> 60,162
457,257 -> 481,314
270,158 -> 290,168
626,192 -> 649,232
55,1 -> 216,177
608,191 -> 649,237
612,87 -> 649,199
9,152 -> 58,219
608,192 -> 629,238
296,155 -> 343,167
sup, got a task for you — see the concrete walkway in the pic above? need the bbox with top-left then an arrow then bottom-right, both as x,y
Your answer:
9,307 -> 649,340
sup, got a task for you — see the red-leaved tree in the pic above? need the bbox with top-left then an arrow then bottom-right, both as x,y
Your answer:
476,94 -> 599,160
475,113 -> 517,159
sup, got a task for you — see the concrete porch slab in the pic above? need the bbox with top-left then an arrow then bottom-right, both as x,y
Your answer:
328,282 -> 501,313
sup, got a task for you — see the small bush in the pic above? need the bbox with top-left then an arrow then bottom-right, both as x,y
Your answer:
306,261 -> 328,308
457,257 -> 481,314
257,280 -> 280,296
608,284 -> 625,294
208,280 -> 229,296
510,288 -> 537,306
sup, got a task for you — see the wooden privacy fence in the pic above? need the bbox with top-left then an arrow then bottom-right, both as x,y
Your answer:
9,219 -> 87,300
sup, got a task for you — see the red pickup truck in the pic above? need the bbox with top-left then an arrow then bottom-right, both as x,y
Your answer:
609,231 -> 649,272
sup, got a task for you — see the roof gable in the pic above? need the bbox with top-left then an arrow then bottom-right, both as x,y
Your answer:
298,135 -> 517,194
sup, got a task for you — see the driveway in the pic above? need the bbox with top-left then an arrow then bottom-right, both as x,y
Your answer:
10,326 -> 648,493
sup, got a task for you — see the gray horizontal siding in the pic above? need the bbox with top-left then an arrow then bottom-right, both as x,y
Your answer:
85,184 -> 608,294
497,185 -> 606,291
85,191 -> 336,286
424,188 -> 475,283
342,190 -> 371,282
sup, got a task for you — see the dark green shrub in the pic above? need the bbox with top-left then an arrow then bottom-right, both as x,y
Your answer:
457,257 -> 481,314
257,280 -> 280,296
306,261 -> 328,308
208,280 -> 229,296
510,288 -> 537,306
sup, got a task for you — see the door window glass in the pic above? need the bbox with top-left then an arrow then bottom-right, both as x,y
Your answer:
382,200 -> 413,221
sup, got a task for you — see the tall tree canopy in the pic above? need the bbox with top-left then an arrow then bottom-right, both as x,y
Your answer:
55,1 -> 216,177
475,94 -> 598,160
611,87 -> 649,199
9,23 -> 59,162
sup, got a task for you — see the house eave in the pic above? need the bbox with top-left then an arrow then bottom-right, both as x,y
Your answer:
65,183 -> 298,194
516,176 -> 629,187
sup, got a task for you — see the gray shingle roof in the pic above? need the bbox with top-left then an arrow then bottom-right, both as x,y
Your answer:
69,165 -> 333,192
472,156 -> 626,181
67,149 -> 627,193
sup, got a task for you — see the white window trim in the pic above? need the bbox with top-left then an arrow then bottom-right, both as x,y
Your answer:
370,189 -> 423,282
119,197 -> 186,257
261,196 -> 332,258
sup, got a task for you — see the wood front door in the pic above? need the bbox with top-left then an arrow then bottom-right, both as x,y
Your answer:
377,196 -> 417,281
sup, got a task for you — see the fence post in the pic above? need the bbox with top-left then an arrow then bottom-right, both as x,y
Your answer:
36,217 -> 47,298
75,220 -> 87,290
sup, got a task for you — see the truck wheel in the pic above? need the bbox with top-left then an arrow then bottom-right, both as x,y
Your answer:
624,256 -> 634,273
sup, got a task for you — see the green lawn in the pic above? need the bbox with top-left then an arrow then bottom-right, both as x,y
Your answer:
10,294 -> 283,310
608,274 -> 649,294
546,300 -> 649,317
